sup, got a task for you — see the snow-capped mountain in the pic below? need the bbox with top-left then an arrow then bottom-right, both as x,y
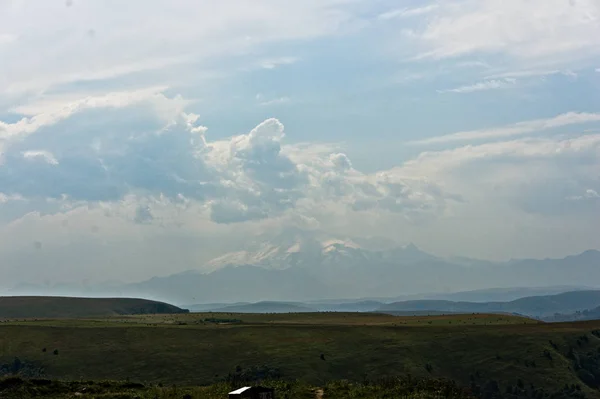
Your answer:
117,228 -> 600,304
205,229 -> 370,270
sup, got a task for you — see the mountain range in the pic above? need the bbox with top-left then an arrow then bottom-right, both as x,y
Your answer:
378,290 -> 600,318
7,229 -> 600,305
126,230 -> 600,304
182,290 -> 600,321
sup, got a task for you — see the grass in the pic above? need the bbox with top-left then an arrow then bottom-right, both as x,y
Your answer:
0,376 -> 475,399
0,313 -> 599,397
0,297 -> 187,319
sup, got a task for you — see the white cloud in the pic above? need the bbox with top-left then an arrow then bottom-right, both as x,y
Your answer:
22,150 -> 59,165
259,57 -> 299,70
568,189 -> 600,201
0,86 -> 172,141
412,0 -> 600,63
329,153 -> 352,171
0,33 -> 16,45
0,0 -> 357,99
455,61 -> 491,69
438,78 -> 516,94
410,112 -> 600,145
562,70 -> 579,80
258,96 -> 291,106
404,134 -> 600,175
587,189 -> 600,198
0,91 -> 460,229
377,5 -> 438,20
485,69 -> 579,80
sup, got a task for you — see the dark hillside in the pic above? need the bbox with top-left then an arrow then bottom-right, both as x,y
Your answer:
0,296 -> 188,318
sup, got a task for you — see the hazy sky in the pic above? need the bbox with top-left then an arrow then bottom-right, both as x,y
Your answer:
1,0 -> 600,286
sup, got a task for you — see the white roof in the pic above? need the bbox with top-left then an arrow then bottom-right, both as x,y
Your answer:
229,387 -> 251,395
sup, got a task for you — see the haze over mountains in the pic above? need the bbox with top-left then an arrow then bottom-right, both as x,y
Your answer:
6,229 -> 600,306
182,290 -> 600,321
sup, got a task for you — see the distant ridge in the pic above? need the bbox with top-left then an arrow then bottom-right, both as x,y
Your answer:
377,290 -> 600,318
0,296 -> 188,319
125,239 -> 600,303
209,301 -> 316,313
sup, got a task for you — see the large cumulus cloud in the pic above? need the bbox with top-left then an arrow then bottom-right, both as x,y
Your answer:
0,91 -> 453,224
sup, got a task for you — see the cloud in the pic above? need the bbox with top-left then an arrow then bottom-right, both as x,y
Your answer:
485,69 -> 579,80
0,34 -> 16,45
22,150 -> 59,165
0,87 -> 171,141
438,78 -> 516,93
411,0 -> 600,63
410,112 -> 600,145
257,96 -> 291,106
404,134 -> 600,174
0,91 -> 457,225
0,0 -> 357,98
329,153 -> 352,171
568,189 -> 600,201
259,57 -> 299,70
133,205 -> 154,224
377,5 -> 439,20
398,132 -> 600,221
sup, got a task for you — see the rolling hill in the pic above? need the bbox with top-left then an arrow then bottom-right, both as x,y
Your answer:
181,290 -> 600,319
546,305 -> 600,322
0,297 -> 188,319
209,301 -> 316,313
378,290 -> 600,318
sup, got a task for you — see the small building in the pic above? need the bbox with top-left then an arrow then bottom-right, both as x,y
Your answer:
228,386 -> 275,399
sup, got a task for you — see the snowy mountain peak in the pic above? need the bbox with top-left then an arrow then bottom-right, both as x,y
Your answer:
322,239 -> 360,252
202,229 -> 437,272
204,231 -> 367,269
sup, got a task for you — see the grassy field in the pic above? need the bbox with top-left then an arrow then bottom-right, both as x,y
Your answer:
1,312 -> 599,397
0,376 -> 475,399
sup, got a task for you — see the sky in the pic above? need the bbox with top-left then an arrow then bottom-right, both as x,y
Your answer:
1,0 -> 600,287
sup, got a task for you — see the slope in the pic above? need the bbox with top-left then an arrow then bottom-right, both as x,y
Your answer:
0,296 -> 188,319
378,290 -> 600,318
